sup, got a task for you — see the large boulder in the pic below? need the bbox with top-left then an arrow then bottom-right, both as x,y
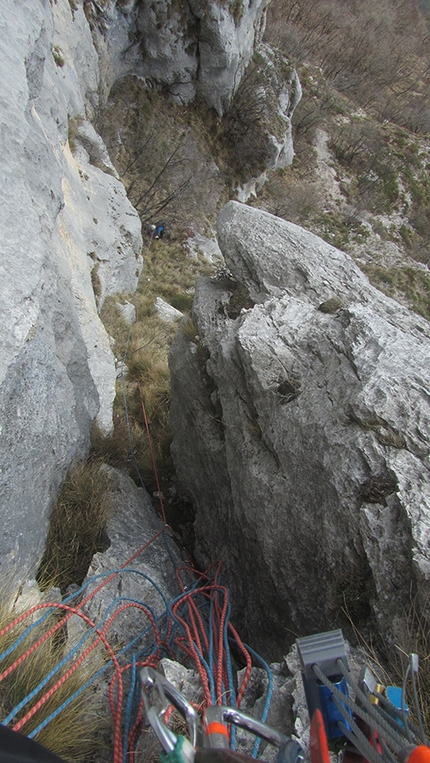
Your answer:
0,0 -> 142,584
169,201 -> 430,659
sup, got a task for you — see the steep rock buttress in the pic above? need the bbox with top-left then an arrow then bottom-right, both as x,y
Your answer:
0,0 -> 142,582
169,201 -> 430,658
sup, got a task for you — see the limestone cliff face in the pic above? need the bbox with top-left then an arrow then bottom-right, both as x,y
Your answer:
94,0 -> 298,174
0,0 -> 142,582
169,201 -> 430,658
96,0 -> 297,166
0,0 -> 296,591
97,0 -> 270,116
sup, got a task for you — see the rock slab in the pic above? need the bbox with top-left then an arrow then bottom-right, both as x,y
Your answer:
169,201 -> 430,658
82,467 -> 183,650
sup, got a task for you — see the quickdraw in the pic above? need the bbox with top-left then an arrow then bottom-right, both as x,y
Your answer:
141,666 -> 304,763
141,630 -> 430,763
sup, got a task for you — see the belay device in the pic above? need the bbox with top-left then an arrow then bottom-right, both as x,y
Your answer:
296,629 -> 430,763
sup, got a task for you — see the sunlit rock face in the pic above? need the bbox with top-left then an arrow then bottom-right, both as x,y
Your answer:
170,201 -> 430,658
0,0 -> 142,582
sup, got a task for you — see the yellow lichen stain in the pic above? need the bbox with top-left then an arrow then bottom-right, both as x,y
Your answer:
26,324 -> 37,342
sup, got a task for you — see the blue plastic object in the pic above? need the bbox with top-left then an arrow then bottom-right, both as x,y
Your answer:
318,676 -> 352,739
386,686 -> 409,728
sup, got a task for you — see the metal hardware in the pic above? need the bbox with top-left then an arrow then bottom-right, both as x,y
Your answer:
141,667 -> 204,751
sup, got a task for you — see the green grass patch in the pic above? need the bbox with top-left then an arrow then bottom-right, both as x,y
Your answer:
170,292 -> 194,312
314,211 -> 370,251
140,239 -> 213,303
99,296 -> 131,360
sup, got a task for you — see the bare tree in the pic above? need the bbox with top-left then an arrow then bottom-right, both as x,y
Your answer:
264,0 -> 430,133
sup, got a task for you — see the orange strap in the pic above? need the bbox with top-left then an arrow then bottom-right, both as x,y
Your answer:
206,721 -> 229,738
310,709 -> 330,763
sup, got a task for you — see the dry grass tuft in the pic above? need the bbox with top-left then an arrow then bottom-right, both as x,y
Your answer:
389,589 -> 430,737
37,461 -> 114,593
90,421 -> 130,468
0,585 -> 108,762
342,591 -> 430,738
181,314 -> 199,343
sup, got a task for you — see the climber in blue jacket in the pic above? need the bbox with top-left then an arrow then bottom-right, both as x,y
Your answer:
152,222 -> 166,239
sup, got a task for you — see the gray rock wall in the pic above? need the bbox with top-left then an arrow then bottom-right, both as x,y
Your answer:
134,0 -> 270,114
0,0 -> 142,583
0,0 -> 292,595
169,201 -> 430,658
189,0 -> 270,115
91,0 -> 270,116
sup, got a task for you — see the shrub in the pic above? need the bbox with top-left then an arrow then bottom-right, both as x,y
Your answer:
170,292 -> 194,312
265,0 -> 430,132
318,296 -> 344,314
52,46 -> 65,67
67,115 -> 84,153
225,283 -> 255,319
90,262 -> 102,304
395,587 -> 430,736
363,264 -> 430,321
329,119 -> 401,213
229,0 -> 244,24
221,48 -> 295,180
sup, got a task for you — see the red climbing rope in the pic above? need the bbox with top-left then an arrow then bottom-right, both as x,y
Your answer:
0,298 -> 259,761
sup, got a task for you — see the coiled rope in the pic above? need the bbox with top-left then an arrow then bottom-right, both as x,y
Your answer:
0,300 -> 273,761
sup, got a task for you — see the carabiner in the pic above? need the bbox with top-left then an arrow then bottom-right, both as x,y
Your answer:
141,666 -> 204,751
203,706 -> 304,763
